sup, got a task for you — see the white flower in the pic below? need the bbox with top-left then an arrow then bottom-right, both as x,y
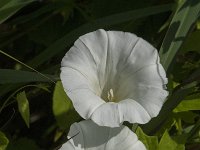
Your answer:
61,29 -> 168,127
59,120 -> 146,150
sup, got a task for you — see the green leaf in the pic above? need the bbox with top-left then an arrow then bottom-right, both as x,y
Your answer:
0,131 -> 9,150
16,91 -> 30,128
158,130 -> 185,150
181,30 -> 200,53
174,99 -> 200,112
172,134 -> 187,145
173,111 -> 198,124
0,69 -> 57,84
174,93 -> 200,112
159,0 -> 200,72
28,3 -> 173,68
136,127 -> 158,150
197,19 -> 200,29
0,0 -> 35,24
7,138 -> 40,150
53,81 -> 80,129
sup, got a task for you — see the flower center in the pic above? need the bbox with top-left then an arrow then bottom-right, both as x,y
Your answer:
107,89 -> 114,102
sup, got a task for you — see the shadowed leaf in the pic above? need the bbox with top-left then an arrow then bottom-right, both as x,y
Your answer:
0,0 -> 35,24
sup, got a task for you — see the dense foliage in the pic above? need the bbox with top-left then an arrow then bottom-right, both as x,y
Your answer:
0,0 -> 200,149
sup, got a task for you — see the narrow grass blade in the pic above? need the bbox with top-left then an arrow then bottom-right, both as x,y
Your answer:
0,50 -> 56,83
0,69 -> 58,84
28,4 -> 173,68
159,0 -> 200,72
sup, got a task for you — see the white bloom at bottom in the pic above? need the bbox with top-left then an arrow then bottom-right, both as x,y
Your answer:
59,120 -> 146,150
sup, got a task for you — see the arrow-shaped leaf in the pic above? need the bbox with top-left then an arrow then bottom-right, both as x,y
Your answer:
16,91 -> 30,128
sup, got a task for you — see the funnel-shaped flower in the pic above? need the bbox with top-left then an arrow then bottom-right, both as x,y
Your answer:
61,29 -> 168,127
59,120 -> 146,150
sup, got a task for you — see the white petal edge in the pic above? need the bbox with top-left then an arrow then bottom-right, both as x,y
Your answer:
90,87 -> 168,127
90,99 -> 151,127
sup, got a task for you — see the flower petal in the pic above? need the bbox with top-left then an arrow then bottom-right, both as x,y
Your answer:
90,102 -> 121,127
115,84 -> 168,119
59,120 -> 146,150
59,141 -> 75,150
61,29 -> 168,127
90,99 -> 151,127
61,30 -> 108,119
61,71 -> 105,119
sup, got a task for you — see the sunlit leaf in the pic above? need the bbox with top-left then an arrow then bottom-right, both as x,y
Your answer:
16,91 -> 30,128
174,99 -> 200,112
53,81 -> 80,129
136,127 -> 158,150
0,131 -> 9,150
174,93 -> 200,112
158,130 -> 185,150
0,0 -> 35,24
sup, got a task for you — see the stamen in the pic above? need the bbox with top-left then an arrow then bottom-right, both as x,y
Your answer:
107,89 -> 114,102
